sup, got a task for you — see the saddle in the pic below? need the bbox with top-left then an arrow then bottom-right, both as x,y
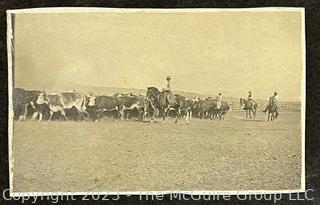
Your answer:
268,97 -> 277,106
244,99 -> 254,110
163,90 -> 176,105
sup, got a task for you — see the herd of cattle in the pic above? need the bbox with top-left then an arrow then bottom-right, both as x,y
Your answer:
13,87 -> 231,123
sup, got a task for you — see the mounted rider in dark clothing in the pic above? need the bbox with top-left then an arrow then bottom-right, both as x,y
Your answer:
263,92 -> 279,116
247,91 -> 253,101
247,91 -> 254,105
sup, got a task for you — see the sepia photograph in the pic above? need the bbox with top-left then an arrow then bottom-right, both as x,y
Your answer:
7,8 -> 305,194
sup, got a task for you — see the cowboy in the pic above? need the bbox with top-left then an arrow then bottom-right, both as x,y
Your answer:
273,92 -> 279,117
247,91 -> 253,101
162,76 -> 175,105
246,91 -> 254,108
216,93 -> 222,109
274,92 -> 279,101
165,76 -> 171,91
263,92 -> 279,114
162,76 -> 172,93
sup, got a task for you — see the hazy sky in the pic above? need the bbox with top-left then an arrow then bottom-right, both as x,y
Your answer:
13,10 -> 303,101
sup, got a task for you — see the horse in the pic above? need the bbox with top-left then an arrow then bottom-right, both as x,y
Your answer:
205,99 -> 229,120
215,101 -> 230,120
200,97 -> 216,119
240,98 -> 257,119
145,87 -> 189,124
266,97 -> 278,121
191,99 -> 203,119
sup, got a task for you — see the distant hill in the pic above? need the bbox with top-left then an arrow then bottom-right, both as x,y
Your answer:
73,85 -> 240,101
72,85 -> 300,105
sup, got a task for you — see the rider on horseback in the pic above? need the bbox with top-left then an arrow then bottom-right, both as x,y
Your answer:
163,75 -> 176,106
263,92 -> 279,116
216,93 -> 222,109
247,91 -> 253,101
246,91 -> 255,108
165,76 -> 171,91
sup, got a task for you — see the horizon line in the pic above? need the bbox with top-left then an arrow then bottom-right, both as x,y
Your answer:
13,85 -> 301,103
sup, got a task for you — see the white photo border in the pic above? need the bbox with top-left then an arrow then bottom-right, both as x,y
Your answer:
7,7 -> 306,197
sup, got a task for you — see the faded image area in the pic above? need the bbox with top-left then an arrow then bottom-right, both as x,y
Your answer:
9,9 -> 304,193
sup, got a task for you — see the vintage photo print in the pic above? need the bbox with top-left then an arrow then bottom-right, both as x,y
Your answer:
7,8 -> 305,195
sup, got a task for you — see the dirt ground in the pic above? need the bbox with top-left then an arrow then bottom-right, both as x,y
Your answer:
11,111 -> 302,192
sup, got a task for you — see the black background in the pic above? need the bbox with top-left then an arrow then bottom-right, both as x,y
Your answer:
0,0 -> 319,204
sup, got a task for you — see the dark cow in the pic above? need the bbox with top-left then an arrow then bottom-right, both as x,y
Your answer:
36,92 -> 88,121
200,97 -> 229,120
28,101 -> 51,121
13,88 -> 42,121
118,95 -> 145,121
192,99 -> 204,118
214,101 -> 230,120
175,95 -> 193,123
87,95 -> 122,121
45,106 -> 82,121
201,97 -> 216,119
